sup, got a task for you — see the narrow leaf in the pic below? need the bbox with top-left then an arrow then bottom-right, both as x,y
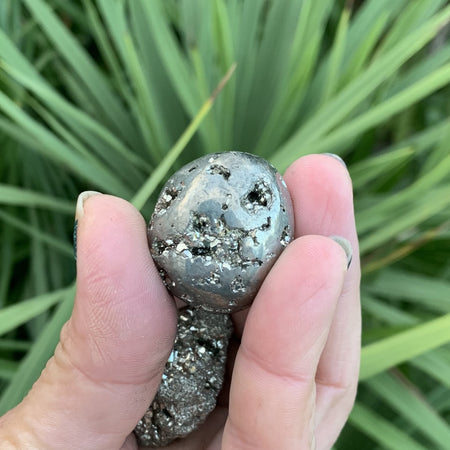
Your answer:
367,372 -> 450,448
131,63 -> 236,210
360,313 -> 450,380
349,402 -> 428,450
0,288 -> 68,336
0,288 -> 74,413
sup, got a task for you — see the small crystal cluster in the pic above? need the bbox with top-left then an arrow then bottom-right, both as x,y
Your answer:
134,307 -> 233,447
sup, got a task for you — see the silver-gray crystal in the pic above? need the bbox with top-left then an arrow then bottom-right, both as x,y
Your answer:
148,151 -> 294,313
134,307 -> 233,447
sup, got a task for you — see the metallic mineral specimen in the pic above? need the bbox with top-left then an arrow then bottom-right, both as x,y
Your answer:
134,307 -> 233,447
148,151 -> 294,313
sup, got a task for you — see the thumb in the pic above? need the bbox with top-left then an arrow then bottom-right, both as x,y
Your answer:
0,193 -> 177,449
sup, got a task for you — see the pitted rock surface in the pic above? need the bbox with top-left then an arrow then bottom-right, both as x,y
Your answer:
148,151 -> 294,313
134,307 -> 233,447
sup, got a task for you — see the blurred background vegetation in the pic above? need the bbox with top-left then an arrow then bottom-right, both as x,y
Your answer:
0,0 -> 450,448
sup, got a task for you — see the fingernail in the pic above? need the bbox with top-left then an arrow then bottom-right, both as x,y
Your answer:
74,191 -> 102,260
323,153 -> 347,168
75,191 -> 102,220
329,235 -> 353,269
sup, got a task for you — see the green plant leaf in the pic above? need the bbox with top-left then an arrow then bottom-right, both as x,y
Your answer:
0,209 -> 73,257
367,269 -> 450,314
0,287 -> 69,336
0,90 -> 131,196
271,4 -> 450,170
131,63 -> 236,211
349,402 -> 428,450
0,339 -> 31,352
350,146 -> 414,190
0,359 -> 18,381
359,186 -> 450,253
413,347 -> 450,389
0,287 -> 74,414
366,372 -> 450,448
308,62 -> 450,155
360,313 -> 450,380
22,0 -> 141,148
0,184 -> 73,213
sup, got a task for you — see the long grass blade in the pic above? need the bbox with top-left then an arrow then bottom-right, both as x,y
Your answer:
131,63 -> 236,211
22,0 -> 140,147
367,372 -> 450,448
0,288 -> 68,336
367,269 -> 450,313
271,4 -> 450,170
0,185 -> 71,214
0,360 -> 18,381
0,287 -> 75,413
349,402 -> 428,450
360,313 -> 450,380
307,62 -> 450,155
413,348 -> 450,389
0,209 -> 73,257
1,61 -> 150,173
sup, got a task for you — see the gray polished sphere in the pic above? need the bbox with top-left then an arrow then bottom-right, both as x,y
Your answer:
148,151 -> 294,313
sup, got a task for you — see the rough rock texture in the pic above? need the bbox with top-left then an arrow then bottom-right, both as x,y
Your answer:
148,151 -> 294,313
134,307 -> 233,447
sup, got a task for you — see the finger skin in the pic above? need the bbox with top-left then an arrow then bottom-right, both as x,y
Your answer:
284,154 -> 361,449
222,235 -> 348,449
0,195 -> 177,449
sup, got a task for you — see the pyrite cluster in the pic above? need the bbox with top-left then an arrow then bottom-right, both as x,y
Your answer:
135,152 -> 294,447
148,151 -> 294,313
134,308 -> 233,447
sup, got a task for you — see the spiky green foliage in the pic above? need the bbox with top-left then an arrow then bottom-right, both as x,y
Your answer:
0,1 -> 449,447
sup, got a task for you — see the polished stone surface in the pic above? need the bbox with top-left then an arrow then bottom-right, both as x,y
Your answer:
148,151 -> 294,313
134,307 -> 233,447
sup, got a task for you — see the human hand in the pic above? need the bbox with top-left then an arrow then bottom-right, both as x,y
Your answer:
0,154 -> 360,449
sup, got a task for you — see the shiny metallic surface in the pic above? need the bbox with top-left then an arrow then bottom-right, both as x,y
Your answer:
148,151 -> 294,313
134,307 -> 233,447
